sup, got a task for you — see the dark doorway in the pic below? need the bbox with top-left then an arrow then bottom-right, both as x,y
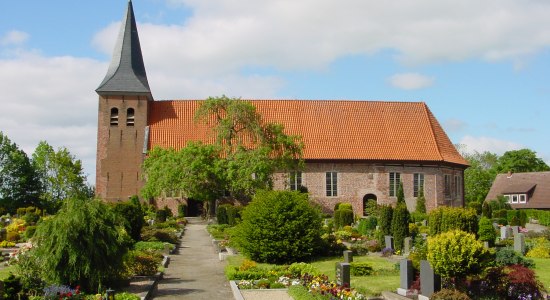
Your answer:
186,199 -> 203,217
362,194 -> 377,216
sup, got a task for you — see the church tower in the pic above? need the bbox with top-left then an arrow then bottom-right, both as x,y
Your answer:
95,0 -> 152,201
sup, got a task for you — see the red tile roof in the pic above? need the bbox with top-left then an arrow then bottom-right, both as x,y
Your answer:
148,100 -> 468,166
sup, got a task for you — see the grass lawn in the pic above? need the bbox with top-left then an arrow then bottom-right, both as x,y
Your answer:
531,258 -> 550,290
225,254 -> 400,297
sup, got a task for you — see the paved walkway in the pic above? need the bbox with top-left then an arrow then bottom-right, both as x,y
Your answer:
154,217 -> 233,299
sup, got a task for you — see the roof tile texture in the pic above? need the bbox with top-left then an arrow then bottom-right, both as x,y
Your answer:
148,100 -> 468,166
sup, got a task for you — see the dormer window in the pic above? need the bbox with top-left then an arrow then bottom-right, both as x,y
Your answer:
126,108 -> 135,126
505,193 -> 528,204
110,108 -> 119,126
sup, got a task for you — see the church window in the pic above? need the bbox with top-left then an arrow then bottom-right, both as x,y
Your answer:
413,173 -> 424,197
289,171 -> 302,191
389,172 -> 401,197
444,174 -> 452,199
127,108 -> 135,126
110,108 -> 119,126
326,172 -> 337,197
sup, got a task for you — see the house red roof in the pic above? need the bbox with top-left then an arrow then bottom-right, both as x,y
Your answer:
147,100 -> 468,166
486,172 -> 550,209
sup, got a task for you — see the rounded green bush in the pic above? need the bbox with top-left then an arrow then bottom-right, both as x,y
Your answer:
235,190 -> 322,264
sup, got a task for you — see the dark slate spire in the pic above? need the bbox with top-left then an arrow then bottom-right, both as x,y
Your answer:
96,0 -> 152,98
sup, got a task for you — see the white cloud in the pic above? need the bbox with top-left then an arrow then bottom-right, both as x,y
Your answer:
389,73 -> 434,90
444,118 -> 467,132
460,135 -> 524,155
0,30 -> 29,46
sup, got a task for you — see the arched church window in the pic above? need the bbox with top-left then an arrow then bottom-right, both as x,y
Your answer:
110,108 -> 119,126
126,108 -> 135,126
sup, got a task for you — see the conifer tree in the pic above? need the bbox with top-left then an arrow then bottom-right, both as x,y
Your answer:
415,187 -> 426,214
391,203 -> 410,251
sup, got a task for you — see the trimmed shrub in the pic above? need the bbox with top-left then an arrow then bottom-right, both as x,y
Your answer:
378,205 -> 393,237
350,262 -> 374,276
364,199 -> 378,217
428,207 -> 478,236
482,201 -> 492,218
226,205 -> 241,226
357,216 -> 377,235
431,289 -> 471,300
124,250 -> 162,276
391,203 -> 410,251
427,230 -> 492,279
334,208 -> 354,229
494,248 -> 534,268
477,217 -> 496,247
467,201 -> 482,215
140,227 -> 178,244
506,209 -> 527,227
235,190 -> 322,264
112,199 -> 144,242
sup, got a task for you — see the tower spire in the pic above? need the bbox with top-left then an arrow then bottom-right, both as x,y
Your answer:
96,0 -> 152,98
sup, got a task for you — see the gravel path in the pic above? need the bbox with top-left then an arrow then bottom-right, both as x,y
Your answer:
153,217 -> 233,299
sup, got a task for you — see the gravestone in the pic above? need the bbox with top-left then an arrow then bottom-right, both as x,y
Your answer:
385,235 -> 394,250
421,219 -> 428,227
403,237 -> 413,255
419,260 -> 441,299
493,222 -> 500,230
397,259 -> 413,296
511,226 -> 520,236
343,250 -> 353,263
500,226 -> 509,239
514,233 -> 526,255
335,262 -> 351,287
483,241 -> 490,249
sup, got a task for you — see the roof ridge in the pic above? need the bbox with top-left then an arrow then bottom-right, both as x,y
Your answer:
422,102 -> 445,162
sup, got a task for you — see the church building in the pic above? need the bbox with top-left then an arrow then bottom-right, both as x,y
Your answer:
95,1 -> 469,216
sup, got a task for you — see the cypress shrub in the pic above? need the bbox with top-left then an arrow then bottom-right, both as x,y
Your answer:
397,182 -> 405,205
415,187 -> 426,214
234,190 -> 322,264
429,207 -> 478,236
333,209 -> 343,229
391,203 -> 410,251
478,217 -> 496,247
379,205 -> 393,237
364,199 -> 379,217
177,203 -> 187,218
467,201 -> 482,215
334,208 -> 354,229
482,201 -> 492,218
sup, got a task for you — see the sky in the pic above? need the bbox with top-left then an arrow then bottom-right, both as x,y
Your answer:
1,0 -> 550,185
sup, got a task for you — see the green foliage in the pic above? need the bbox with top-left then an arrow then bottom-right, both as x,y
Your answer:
506,209 -> 527,227
524,209 -> 550,226
428,207 -> 478,236
217,204 -> 230,225
357,217 -> 377,235
363,199 -> 378,216
2,274 -> 23,300
495,148 -> 550,173
140,227 -> 178,244
226,205 -> 241,226
410,212 -> 427,223
408,235 -> 427,270
234,190 -> 322,264
124,250 -> 162,276
526,237 -> 550,258
112,199 -> 144,242
134,241 -> 173,252
13,249 -> 45,295
350,262 -> 374,276
115,292 -> 141,300
155,206 -> 172,222
467,201 -> 482,215
494,248 -> 534,268
31,141 -> 91,213
431,288 -> 471,300
481,201 -> 492,218
390,203 -> 410,251
427,230 -> 492,279
334,208 -> 354,229
0,131 -> 41,213
396,182 -> 405,205
477,217 -> 496,246
177,203 -> 186,218
378,205 -> 393,238
32,197 -> 130,292
415,187 -> 426,213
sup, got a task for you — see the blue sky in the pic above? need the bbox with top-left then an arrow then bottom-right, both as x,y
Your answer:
1,0 -> 550,185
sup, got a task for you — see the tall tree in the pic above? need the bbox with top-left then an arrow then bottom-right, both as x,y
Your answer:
32,141 -> 91,212
495,149 -> 550,174
463,150 -> 498,204
0,132 -> 41,212
143,96 -> 303,201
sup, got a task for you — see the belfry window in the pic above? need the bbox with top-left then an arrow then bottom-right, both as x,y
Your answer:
126,108 -> 135,126
110,108 -> 119,126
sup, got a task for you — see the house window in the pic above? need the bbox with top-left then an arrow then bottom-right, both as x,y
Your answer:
512,194 -> 518,203
126,108 -> 135,126
454,175 -> 461,198
413,173 -> 424,197
519,194 -> 527,203
326,172 -> 337,197
444,174 -> 451,199
389,172 -> 401,197
504,195 -> 511,203
289,171 -> 302,191
110,108 -> 119,126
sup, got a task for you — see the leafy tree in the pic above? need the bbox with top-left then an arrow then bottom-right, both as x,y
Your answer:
427,230 -> 492,280
234,190 -> 322,264
415,187 -> 426,213
32,141 -> 91,212
32,197 -> 130,291
391,203 -> 410,251
143,96 -> 303,202
0,132 -> 41,212
462,150 -> 498,204
495,149 -> 550,174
